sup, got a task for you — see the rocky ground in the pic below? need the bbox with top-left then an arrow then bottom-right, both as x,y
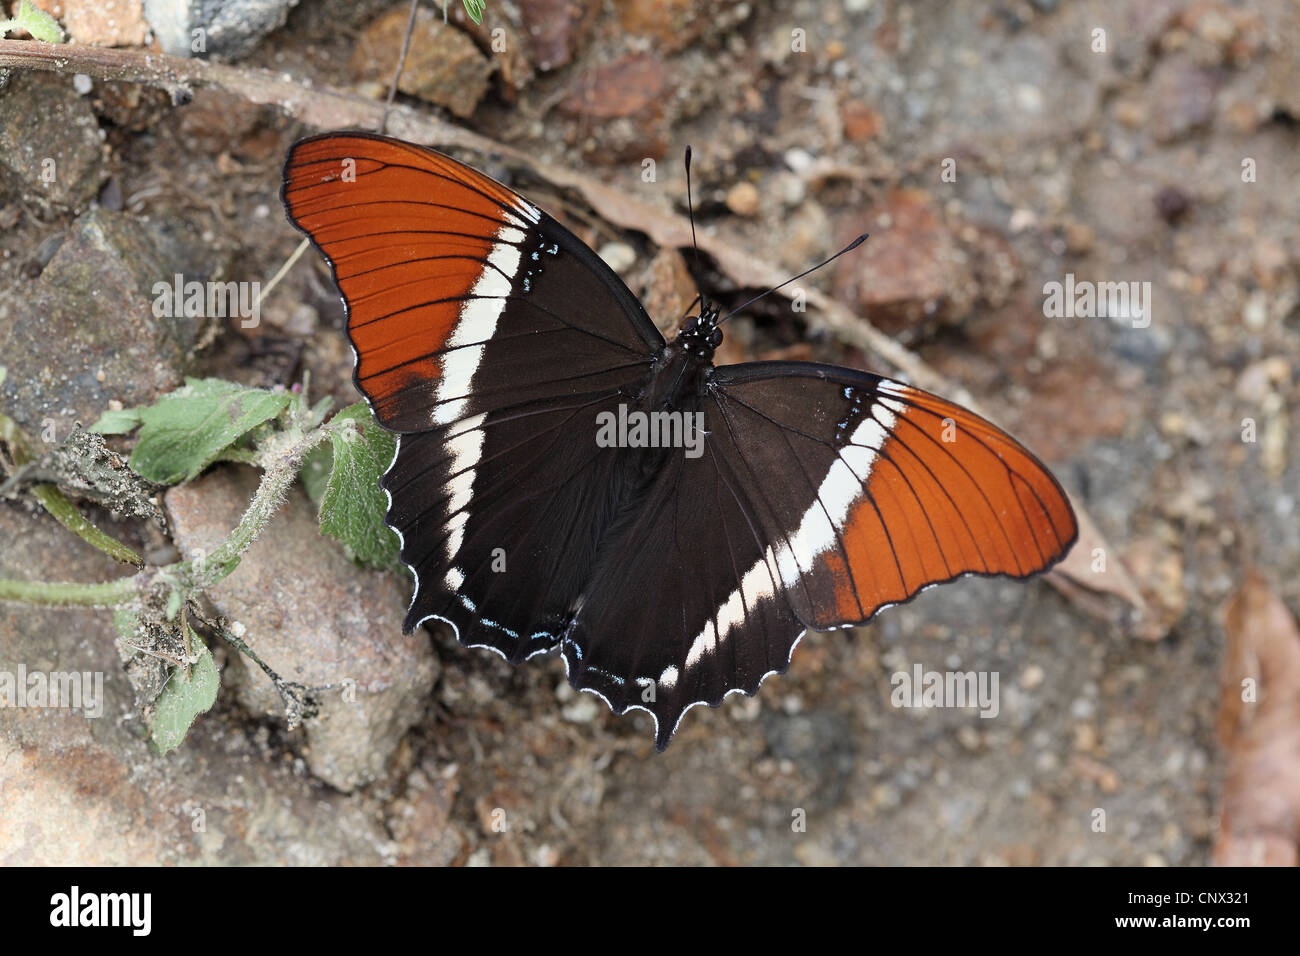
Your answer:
1,0 -> 1297,865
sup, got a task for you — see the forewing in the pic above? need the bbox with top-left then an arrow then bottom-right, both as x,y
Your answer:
283,132 -> 661,433
708,361 -> 1078,630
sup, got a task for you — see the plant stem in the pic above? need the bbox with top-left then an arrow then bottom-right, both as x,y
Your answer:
194,428 -> 331,587
193,608 -> 317,728
0,423 -> 333,609
31,483 -> 144,566
1,410 -> 143,565
0,574 -> 140,607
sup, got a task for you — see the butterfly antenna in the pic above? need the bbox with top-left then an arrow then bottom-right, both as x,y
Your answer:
719,233 -> 869,324
684,146 -> 706,310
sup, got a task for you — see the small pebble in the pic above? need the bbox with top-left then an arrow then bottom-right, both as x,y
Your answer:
725,181 -> 761,217
1020,664 -> 1045,690
1154,186 -> 1192,225
784,148 -> 815,173
562,694 -> 600,724
598,241 -> 636,275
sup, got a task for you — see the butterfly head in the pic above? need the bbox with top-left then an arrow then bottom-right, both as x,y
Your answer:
677,302 -> 723,359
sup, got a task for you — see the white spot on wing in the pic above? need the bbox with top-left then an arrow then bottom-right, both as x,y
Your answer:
432,228 -> 522,426
424,226 -> 523,589
682,548 -> 779,670
512,198 -> 541,224
678,397 -> 899,678
442,413 -> 486,578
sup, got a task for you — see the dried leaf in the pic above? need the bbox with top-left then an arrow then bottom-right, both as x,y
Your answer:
1213,573 -> 1300,866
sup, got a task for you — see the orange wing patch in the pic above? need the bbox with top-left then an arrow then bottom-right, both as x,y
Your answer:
816,381 -> 1076,628
283,134 -> 536,427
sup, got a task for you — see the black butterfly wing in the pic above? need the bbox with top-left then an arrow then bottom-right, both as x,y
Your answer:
559,396 -> 808,750
284,132 -> 663,660
384,389 -> 645,659
564,361 -> 1078,749
283,132 -> 662,433
707,361 -> 1077,632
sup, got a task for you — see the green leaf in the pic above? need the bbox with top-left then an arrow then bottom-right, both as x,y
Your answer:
462,0 -> 486,25
317,402 -> 400,569
0,0 -> 66,42
150,627 -> 219,755
300,440 -> 332,503
112,607 -> 139,642
126,378 -> 291,485
88,406 -> 144,435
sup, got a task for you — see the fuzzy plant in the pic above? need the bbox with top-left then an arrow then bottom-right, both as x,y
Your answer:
0,0 -> 65,42
0,373 -> 401,753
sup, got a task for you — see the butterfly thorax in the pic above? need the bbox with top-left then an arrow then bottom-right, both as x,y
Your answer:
644,302 -> 722,410
676,302 -> 723,359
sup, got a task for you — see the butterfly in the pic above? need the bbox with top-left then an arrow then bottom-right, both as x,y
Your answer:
282,132 -> 1078,751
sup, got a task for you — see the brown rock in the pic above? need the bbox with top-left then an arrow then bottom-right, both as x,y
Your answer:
519,0 -> 598,72
618,0 -> 752,54
0,208 -> 220,437
175,89 -> 274,157
725,180 -> 761,218
421,3 -> 534,100
635,247 -> 698,337
832,188 -> 972,333
0,71 -> 105,213
32,0 -> 149,46
164,468 -> 438,792
842,99 -> 884,142
559,53 -> 669,120
351,4 -> 493,119
1064,221 -> 1095,255
0,507 -> 394,865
